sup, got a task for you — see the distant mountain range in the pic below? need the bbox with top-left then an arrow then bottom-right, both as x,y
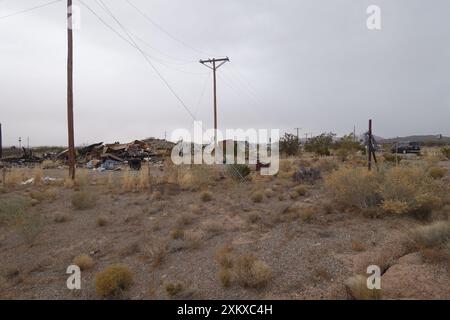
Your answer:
379,135 -> 450,143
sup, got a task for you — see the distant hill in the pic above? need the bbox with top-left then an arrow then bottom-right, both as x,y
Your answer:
380,135 -> 450,144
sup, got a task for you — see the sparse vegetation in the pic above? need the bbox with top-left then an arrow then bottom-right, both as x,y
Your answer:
165,281 -> 184,298
233,254 -> 272,288
345,275 -> 381,300
96,216 -> 108,227
428,166 -> 447,179
411,221 -> 449,249
73,254 -> 94,271
251,191 -> 263,203
280,133 -> 300,156
71,190 -> 96,210
95,265 -> 133,298
325,165 -> 447,219
200,191 -> 213,202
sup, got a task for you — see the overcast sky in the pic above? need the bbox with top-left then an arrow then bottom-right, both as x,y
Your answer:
1,0 -> 449,146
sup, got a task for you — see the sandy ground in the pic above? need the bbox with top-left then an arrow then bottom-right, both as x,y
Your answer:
0,156 -> 449,300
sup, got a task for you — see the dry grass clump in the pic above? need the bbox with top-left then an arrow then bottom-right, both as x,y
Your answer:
428,166 -> 447,179
0,196 -> 43,244
178,165 -> 214,190
151,190 -> 162,201
176,213 -> 195,227
233,254 -> 272,288
95,265 -> 133,298
290,185 -> 308,200
345,275 -> 381,300
54,213 -> 70,223
325,165 -> 446,219
251,191 -> 263,203
170,227 -> 185,240
29,188 -> 58,203
165,281 -> 184,298
315,158 -> 339,172
351,240 -> 366,252
4,168 -> 27,187
73,254 -> 94,271
215,245 -> 272,288
200,191 -> 213,202
122,170 -> 136,193
202,220 -> 224,235
137,166 -> 151,190
32,168 -> 44,185
96,216 -> 108,227
71,190 -> 96,210
0,196 -> 31,224
411,221 -> 449,249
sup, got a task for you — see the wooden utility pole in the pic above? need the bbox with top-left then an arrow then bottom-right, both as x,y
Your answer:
367,119 -> 378,171
0,123 -> 2,160
199,57 -> 229,145
294,127 -> 301,141
67,0 -> 75,179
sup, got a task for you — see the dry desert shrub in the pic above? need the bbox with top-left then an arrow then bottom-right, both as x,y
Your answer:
219,268 -> 232,287
165,281 -> 184,298
251,191 -> 263,203
325,167 -> 381,209
95,265 -> 133,298
351,240 -> 366,252
325,165 -> 446,219
233,254 -> 272,288
137,166 -> 151,190
71,190 -> 96,210
441,147 -> 450,160
428,166 -> 447,179
4,168 -> 27,187
344,275 -> 381,300
200,191 -> 213,202
176,212 -> 195,227
32,168 -> 44,185
122,170 -> 136,193
170,227 -> 184,240
54,213 -> 69,223
315,158 -> 339,173
292,185 -> 308,197
73,254 -> 94,271
0,196 -> 43,244
96,216 -> 108,227
411,221 -> 449,249
215,245 -> 234,269
202,220 -> 224,235
178,165 -> 214,190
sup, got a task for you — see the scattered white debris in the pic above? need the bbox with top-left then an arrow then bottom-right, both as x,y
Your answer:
20,178 -> 35,185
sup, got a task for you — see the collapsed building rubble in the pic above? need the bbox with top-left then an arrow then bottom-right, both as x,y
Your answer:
58,139 -> 175,170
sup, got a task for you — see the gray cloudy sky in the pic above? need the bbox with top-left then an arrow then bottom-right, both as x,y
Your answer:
1,0 -> 449,147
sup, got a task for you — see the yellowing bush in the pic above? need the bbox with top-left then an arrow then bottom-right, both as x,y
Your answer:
95,265 -> 133,298
325,165 -> 446,218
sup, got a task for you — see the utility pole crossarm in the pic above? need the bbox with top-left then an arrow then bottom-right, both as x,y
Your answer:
199,57 -> 230,146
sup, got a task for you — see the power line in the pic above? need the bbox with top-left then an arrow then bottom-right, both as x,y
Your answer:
0,0 -> 63,20
124,0 -> 216,57
79,0 -> 197,121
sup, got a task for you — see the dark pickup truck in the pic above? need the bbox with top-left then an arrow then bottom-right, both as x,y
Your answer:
391,142 -> 421,154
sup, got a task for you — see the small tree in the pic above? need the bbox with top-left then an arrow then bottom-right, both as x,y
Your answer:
304,132 -> 335,156
334,133 -> 364,161
280,133 -> 300,156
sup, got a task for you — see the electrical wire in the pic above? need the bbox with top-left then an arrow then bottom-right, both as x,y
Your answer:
124,0 -> 217,57
0,0 -> 62,20
79,0 -> 197,120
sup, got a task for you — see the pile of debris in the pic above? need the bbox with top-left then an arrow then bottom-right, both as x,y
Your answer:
57,139 -> 174,170
2,147 -> 43,165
